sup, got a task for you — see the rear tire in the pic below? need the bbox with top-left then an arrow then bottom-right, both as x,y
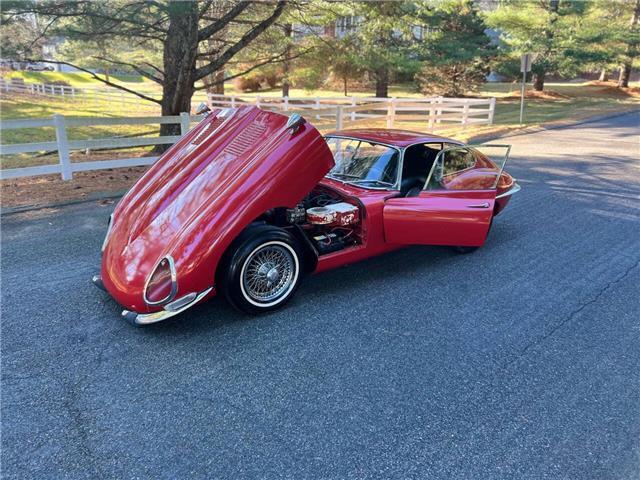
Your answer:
220,226 -> 303,314
452,216 -> 493,254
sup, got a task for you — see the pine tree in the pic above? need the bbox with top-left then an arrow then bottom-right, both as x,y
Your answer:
415,0 -> 494,97
487,0 -> 589,91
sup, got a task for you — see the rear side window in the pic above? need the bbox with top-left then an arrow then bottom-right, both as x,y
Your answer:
441,148 -> 477,176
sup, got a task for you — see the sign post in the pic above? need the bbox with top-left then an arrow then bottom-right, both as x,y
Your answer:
520,53 -> 532,125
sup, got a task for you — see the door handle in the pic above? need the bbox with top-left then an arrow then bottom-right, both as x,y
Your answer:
467,202 -> 490,209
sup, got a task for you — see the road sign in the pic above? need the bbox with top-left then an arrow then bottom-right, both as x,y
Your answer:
519,53 -> 532,125
521,53 -> 533,73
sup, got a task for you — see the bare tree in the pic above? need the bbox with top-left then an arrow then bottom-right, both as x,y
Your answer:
3,0 -> 287,136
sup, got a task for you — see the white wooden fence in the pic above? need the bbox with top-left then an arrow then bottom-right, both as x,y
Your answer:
1,78 -> 496,129
0,77 -> 209,108
0,113 -> 200,181
207,93 -> 496,130
1,91 -> 496,181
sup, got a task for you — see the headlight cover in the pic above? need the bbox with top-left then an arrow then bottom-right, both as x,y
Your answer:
144,256 -> 177,306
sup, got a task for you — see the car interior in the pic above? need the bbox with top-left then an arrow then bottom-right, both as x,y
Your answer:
400,143 -> 444,196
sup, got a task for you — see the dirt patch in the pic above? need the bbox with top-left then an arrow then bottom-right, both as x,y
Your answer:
1,166 -> 148,209
584,81 -> 640,98
503,89 -> 569,100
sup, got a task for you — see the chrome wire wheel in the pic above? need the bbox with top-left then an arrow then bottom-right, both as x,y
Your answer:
240,241 -> 299,307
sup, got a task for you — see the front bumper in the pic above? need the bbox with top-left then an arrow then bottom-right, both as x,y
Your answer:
92,275 -> 212,326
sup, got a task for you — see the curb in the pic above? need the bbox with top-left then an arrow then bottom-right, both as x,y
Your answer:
468,108 -> 640,144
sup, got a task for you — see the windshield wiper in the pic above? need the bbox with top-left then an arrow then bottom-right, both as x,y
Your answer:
326,172 -> 360,180
347,179 -> 395,188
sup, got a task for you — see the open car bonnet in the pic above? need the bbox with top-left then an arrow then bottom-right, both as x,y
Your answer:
101,106 -> 334,311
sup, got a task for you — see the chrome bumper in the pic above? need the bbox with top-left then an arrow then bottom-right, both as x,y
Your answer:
91,275 -> 212,326
496,182 -> 521,199
122,287 -> 213,326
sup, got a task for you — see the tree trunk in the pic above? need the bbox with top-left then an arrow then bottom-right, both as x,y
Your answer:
212,70 -> 225,94
618,64 -> 632,88
533,71 -> 545,91
619,0 -> 640,88
375,67 -> 389,98
282,23 -> 292,98
599,68 -> 609,82
343,75 -> 348,96
157,1 -> 200,148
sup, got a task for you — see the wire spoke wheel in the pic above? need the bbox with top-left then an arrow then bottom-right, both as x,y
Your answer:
240,242 -> 297,306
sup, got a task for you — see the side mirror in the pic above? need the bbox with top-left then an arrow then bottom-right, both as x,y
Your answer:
195,102 -> 211,115
286,113 -> 306,134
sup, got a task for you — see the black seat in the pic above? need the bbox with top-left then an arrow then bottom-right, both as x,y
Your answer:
400,145 -> 438,196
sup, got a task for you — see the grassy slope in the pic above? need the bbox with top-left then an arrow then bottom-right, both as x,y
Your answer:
3,71 -> 151,87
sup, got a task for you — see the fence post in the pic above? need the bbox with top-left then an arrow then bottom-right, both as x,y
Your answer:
335,106 -> 343,130
283,96 -> 289,112
350,97 -> 356,121
462,99 -> 470,129
436,96 -> 443,124
231,95 -> 236,108
428,98 -> 435,131
180,112 -> 190,135
53,114 -> 73,181
386,98 -> 396,128
71,87 -> 76,97
488,97 -> 496,125
50,85 -> 55,95
315,98 -> 321,119
256,96 -> 262,108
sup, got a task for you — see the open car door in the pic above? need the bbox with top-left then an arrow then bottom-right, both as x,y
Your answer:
384,144 -> 511,247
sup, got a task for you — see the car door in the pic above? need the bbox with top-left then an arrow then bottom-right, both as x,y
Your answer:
383,145 -> 510,247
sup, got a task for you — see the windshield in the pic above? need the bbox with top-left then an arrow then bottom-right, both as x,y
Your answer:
325,137 -> 400,188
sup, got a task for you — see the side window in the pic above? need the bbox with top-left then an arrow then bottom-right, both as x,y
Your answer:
426,146 -> 508,191
441,149 -> 476,176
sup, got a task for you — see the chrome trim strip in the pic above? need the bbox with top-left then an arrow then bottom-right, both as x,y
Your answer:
123,287 -> 213,326
143,255 -> 178,307
91,275 -> 106,291
101,214 -> 113,252
496,182 -> 521,199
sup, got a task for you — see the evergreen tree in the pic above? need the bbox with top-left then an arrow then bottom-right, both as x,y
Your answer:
415,0 -> 494,97
487,0 -> 589,91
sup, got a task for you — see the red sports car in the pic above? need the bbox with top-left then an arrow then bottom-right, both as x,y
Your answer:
94,106 -> 519,325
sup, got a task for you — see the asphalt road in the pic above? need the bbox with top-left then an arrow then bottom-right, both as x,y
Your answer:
2,112 -> 639,479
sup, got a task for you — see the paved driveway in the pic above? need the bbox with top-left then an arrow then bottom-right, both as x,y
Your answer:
2,112 -> 639,479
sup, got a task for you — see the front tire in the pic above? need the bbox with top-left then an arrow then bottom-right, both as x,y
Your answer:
221,226 -> 302,314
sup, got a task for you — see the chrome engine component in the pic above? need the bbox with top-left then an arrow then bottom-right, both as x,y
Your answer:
306,202 -> 359,226
286,204 -> 306,224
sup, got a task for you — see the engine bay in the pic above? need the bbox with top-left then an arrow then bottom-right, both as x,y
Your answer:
263,185 -> 364,256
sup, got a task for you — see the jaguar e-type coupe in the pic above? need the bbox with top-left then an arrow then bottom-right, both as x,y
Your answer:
94,105 -> 519,325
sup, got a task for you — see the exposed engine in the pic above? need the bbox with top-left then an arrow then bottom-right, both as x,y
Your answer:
283,187 -> 362,255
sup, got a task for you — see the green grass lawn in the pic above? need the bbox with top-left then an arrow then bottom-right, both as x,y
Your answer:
3,70 -> 152,87
0,93 -> 160,169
